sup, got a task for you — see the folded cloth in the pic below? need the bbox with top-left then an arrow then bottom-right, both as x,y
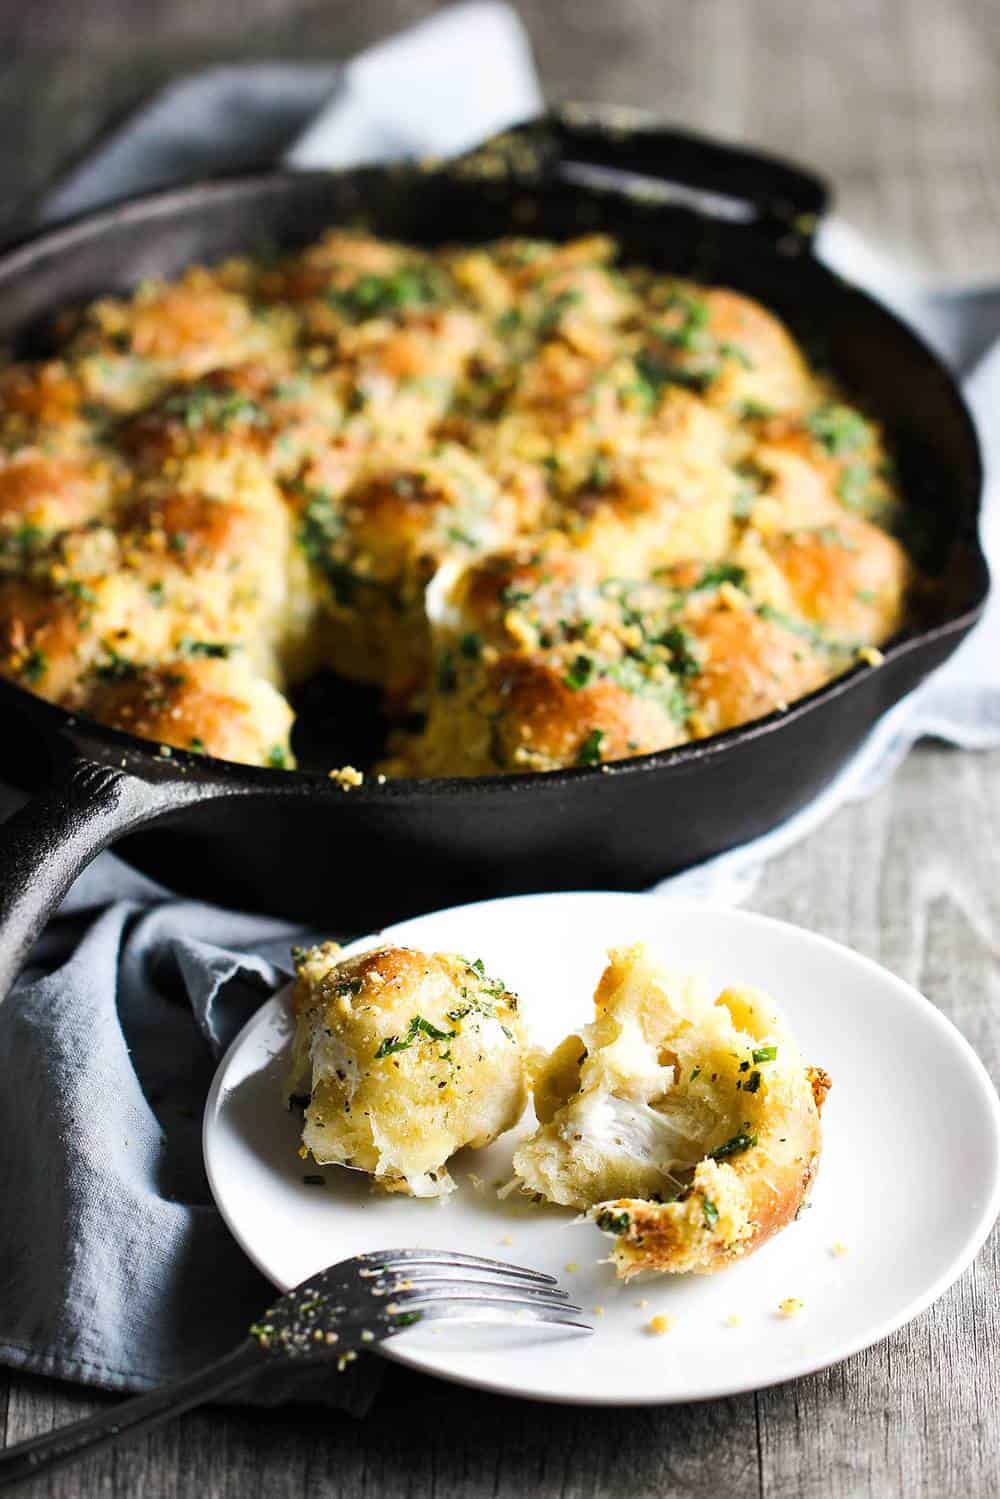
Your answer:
1,0 -> 998,1407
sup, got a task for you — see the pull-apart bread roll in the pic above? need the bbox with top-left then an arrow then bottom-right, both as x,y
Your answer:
513,944 -> 829,1276
287,942 -> 528,1197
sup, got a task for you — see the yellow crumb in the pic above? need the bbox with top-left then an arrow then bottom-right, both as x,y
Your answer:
724,1314 -> 742,1327
499,1234 -> 514,1246
778,1297 -> 804,1317
593,1305 -> 606,1317
328,764 -> 364,789
634,1298 -> 650,1309
830,1241 -> 849,1257
646,1314 -> 674,1336
564,1261 -> 578,1273
858,646 -> 884,667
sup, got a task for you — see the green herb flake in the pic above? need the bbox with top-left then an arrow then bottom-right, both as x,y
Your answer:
837,461 -> 873,511
694,563 -> 748,593
595,1208 -> 631,1235
391,1309 -> 424,1327
702,1197 -> 720,1230
709,1130 -> 758,1161
806,404 -> 871,456
577,728 -> 605,766
327,265 -> 445,322
374,1014 -> 456,1060
564,653 -> 595,691
21,648 -> 47,684
660,624 -> 700,679
266,745 -> 289,769
180,638 -> 234,659
162,387 -> 266,433
95,650 -> 137,682
752,1045 -> 778,1063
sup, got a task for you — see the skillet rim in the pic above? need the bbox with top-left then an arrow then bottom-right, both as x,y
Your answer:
0,166 -> 987,802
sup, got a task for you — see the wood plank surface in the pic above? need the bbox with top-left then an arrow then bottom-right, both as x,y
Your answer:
1,2 -> 998,1494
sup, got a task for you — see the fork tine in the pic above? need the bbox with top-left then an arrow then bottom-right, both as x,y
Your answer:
357,1249 -> 557,1285
375,1276 -> 570,1303
400,1300 -> 593,1335
385,1288 -> 584,1316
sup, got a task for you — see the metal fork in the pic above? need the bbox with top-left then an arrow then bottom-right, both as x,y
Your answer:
0,1250 -> 590,1490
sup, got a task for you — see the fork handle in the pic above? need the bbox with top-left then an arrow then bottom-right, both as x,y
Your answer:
0,1341 -> 263,1490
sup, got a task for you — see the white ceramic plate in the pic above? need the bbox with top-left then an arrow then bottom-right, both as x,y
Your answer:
203,892 -> 1000,1406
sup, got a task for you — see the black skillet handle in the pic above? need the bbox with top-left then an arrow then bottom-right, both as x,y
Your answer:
460,107 -> 830,250
0,751 -> 241,1004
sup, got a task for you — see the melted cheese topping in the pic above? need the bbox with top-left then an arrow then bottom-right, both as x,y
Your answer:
0,231 -> 912,770
514,943 -> 829,1276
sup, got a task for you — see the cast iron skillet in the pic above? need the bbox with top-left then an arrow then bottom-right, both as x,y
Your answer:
0,110 -> 987,999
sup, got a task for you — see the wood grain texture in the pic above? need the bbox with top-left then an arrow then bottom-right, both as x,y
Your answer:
0,2 -> 998,1495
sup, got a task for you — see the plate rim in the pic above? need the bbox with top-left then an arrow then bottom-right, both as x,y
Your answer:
202,890 -> 1000,1406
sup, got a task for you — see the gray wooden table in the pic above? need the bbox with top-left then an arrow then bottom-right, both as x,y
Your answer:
1,2 -> 998,1494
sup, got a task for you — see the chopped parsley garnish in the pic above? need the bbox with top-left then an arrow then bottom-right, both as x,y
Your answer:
694,563 -> 748,593
495,307 -> 523,335
61,580 -> 97,605
563,653 -> 595,691
806,404 -> 871,456
595,1208 -> 631,1235
266,745 -> 288,769
659,624 -> 700,680
327,266 -> 445,322
631,349 -> 712,407
391,1309 -> 424,1327
702,1197 -> 720,1230
95,650 -> 137,682
21,648 -> 47,684
6,522 -> 43,554
577,728 -> 605,766
374,1015 -> 456,1059
709,1130 -> 758,1160
744,1069 -> 762,1094
333,977 -> 364,997
537,287 -> 583,335
188,737 -> 206,753
752,1045 -> 778,1063
837,462 -> 873,510
161,387 -> 266,432
588,453 -> 614,490
737,399 -> 776,420
294,482 -> 366,605
179,638 -> 234,659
